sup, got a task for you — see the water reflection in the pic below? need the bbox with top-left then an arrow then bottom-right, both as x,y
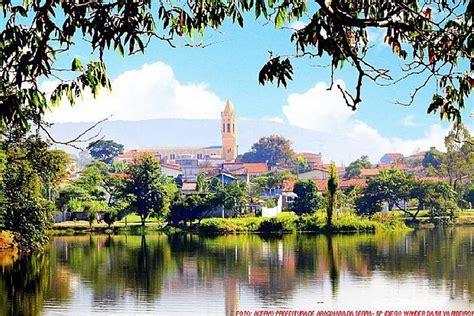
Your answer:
0,228 -> 473,315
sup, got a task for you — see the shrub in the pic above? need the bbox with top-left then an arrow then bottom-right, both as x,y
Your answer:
258,212 -> 298,233
199,217 -> 264,234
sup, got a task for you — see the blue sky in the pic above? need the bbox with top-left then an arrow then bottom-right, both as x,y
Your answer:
44,13 -> 473,160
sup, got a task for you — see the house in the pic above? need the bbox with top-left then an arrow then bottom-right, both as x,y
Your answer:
161,163 -> 182,178
175,155 -> 201,180
297,152 -> 322,167
114,100 -> 238,164
222,162 -> 268,178
298,167 -> 329,180
211,173 -> 238,186
340,179 -> 367,192
379,153 -> 404,164
360,168 -> 380,178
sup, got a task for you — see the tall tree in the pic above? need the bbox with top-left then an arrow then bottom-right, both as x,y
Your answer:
123,155 -> 176,227
326,162 -> 339,227
241,135 -> 295,167
444,123 -> 473,190
87,140 -> 124,164
2,150 -> 54,251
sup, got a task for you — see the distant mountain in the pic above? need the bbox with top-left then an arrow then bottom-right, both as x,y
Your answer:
46,118 -> 382,163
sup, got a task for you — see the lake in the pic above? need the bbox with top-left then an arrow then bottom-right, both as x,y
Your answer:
0,228 -> 473,315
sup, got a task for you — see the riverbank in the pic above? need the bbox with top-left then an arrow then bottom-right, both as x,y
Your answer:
49,211 -> 410,235
49,209 -> 474,236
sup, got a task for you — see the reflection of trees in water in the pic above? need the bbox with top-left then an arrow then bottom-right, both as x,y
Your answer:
54,234 -> 173,304
0,228 -> 473,314
0,249 -> 72,316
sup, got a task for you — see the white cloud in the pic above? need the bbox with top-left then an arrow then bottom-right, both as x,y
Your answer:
283,80 -> 355,132
43,61 -> 224,123
281,80 -> 448,163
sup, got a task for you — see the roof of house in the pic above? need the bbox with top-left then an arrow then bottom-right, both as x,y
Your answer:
340,179 -> 368,188
380,153 -> 404,161
243,163 -> 269,174
283,178 -> 367,194
360,168 -> 380,177
161,163 -> 182,171
221,162 -> 268,175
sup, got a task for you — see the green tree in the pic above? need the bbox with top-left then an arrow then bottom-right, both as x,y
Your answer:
411,180 -> 457,223
292,155 -> 312,174
252,170 -> 296,191
422,147 -> 446,171
196,173 -> 209,193
292,180 -> 323,215
365,168 -> 416,212
444,123 -> 473,191
82,200 -> 106,230
2,152 -> 53,251
224,181 -> 249,216
241,135 -> 295,167
344,155 -> 371,178
169,194 -> 211,226
87,140 -> 124,164
326,162 -> 339,227
123,155 -> 176,226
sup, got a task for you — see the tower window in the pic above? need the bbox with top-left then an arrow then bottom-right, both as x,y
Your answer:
233,124 -> 235,133
227,123 -> 231,132
197,153 -> 203,159
222,124 -> 225,132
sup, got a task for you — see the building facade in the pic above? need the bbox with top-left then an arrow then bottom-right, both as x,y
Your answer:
115,100 -> 238,174
221,100 -> 237,162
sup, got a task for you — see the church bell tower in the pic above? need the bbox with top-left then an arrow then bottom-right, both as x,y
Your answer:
221,100 -> 237,162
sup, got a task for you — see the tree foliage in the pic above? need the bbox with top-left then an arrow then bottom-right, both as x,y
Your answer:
2,150 -> 54,251
326,162 -> 339,226
123,155 -> 177,226
292,180 -> 323,215
87,140 -> 124,164
241,135 -> 295,167
443,123 -> 473,190
344,155 -> 371,178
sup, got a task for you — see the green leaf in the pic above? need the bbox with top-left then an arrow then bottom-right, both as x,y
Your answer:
71,58 -> 83,71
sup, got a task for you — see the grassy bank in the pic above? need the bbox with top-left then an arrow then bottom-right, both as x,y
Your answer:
198,211 -> 409,234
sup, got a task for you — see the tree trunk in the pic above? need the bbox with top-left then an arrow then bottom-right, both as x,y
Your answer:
141,215 -> 146,227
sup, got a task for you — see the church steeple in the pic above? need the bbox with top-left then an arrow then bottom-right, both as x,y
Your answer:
221,100 -> 237,162
224,99 -> 234,114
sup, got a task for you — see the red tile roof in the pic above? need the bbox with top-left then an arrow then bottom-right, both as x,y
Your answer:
360,168 -> 380,177
161,163 -> 181,171
243,163 -> 268,174
340,179 -> 367,188
382,153 -> 404,159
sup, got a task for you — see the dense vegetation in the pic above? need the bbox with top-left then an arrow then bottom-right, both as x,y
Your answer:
0,124 -> 472,251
